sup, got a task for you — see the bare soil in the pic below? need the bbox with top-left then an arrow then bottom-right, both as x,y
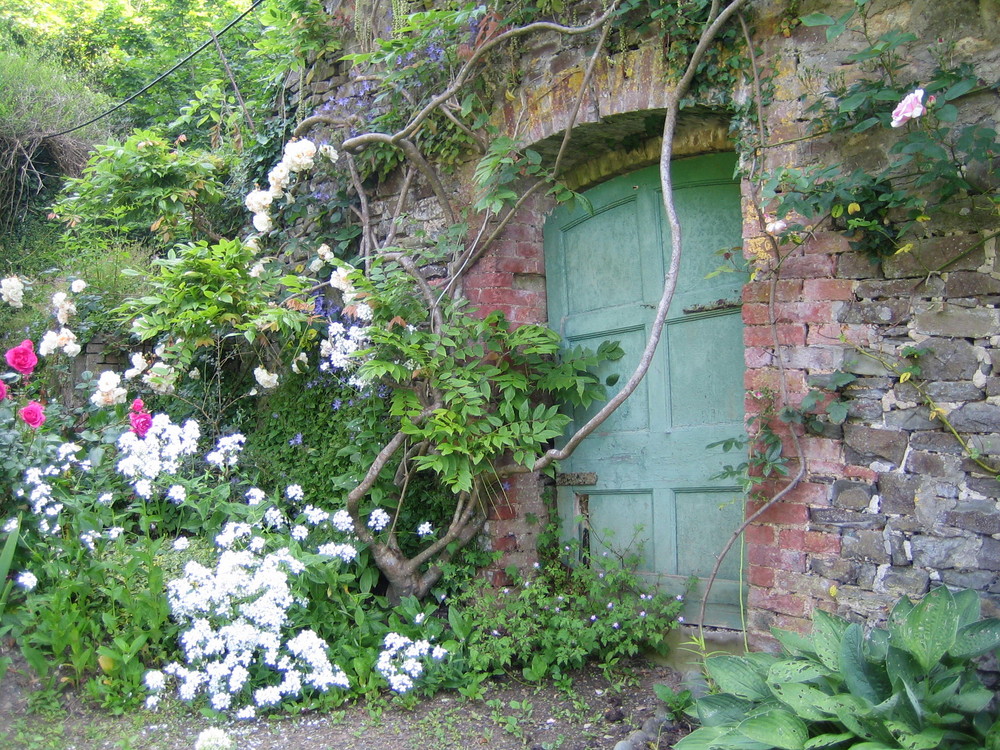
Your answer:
0,652 -> 692,750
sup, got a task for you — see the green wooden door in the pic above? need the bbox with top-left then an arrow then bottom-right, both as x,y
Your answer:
544,153 -> 747,627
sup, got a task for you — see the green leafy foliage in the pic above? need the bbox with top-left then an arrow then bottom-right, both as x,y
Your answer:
0,47 -> 112,239
50,128 -> 234,245
780,371 -> 858,434
676,587 -> 1000,750
612,0 -> 748,106
353,256 -> 620,492
0,0 -> 262,129
709,389 -> 789,497
120,237 -> 311,372
449,532 -> 685,684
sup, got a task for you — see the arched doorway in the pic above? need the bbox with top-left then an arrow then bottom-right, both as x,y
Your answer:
544,152 -> 746,627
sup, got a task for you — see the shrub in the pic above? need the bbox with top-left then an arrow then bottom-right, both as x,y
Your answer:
449,532 -> 685,693
676,586 -> 1000,750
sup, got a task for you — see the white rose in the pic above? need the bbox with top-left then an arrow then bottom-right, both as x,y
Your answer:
1,276 -> 24,307
244,188 -> 273,215
252,213 -> 273,233
39,331 -> 59,356
283,138 -> 316,172
253,366 -> 279,389
319,144 -> 339,163
70,279 -> 87,293
268,162 -> 291,193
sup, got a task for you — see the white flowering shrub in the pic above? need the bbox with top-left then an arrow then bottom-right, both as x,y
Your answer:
147,546 -> 351,717
4,400 -> 455,714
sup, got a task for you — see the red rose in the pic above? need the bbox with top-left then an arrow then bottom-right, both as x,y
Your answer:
5,340 -> 37,376
0,381 -> 7,401
19,401 -> 45,429
130,410 -> 152,439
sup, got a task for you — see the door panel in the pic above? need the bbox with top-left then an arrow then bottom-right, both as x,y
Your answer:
545,152 -> 747,628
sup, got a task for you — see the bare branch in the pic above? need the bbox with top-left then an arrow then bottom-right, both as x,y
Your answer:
340,2 -> 622,153
384,167 -> 415,248
293,114 -> 360,138
345,153 -> 374,265
396,138 -> 457,225
451,14 -> 615,288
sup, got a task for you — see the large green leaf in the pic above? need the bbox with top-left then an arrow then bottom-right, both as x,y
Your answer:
812,609 -> 850,672
673,726 -> 727,750
738,710 -> 809,750
696,693 -> 755,727
772,627 -> 818,659
949,618 -> 1000,659
888,725 -> 946,750
769,682 -> 832,721
890,586 -> 958,672
706,655 -> 772,701
827,693 -> 892,742
952,589 -> 982,628
840,623 -> 891,706
984,717 -> 1000,750
945,684 -> 993,713
767,659 -> 830,684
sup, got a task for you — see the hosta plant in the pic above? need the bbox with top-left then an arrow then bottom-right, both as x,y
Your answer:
676,586 -> 1000,750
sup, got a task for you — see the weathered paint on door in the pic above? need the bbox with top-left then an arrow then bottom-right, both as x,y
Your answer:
544,152 -> 747,627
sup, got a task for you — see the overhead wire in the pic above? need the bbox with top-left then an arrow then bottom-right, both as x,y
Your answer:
42,0 -> 269,140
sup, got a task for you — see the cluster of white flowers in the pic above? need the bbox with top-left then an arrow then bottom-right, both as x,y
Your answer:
90,370 -> 128,407
417,521 -> 434,537
375,632 -> 447,693
244,138 -> 330,236
1,276 -> 24,307
119,345 -> 179,394
318,319 -> 372,384
16,570 -> 37,591
123,352 -> 148,380
9,445 -> 101,542
368,508 -> 391,532
316,542 -> 358,563
35,286 -> 88,358
194,728 -> 234,750
116,414 -> 201,498
307,243 -> 336,273
39,327 -> 81,358
144,361 -> 179,394
331,509 -> 353,533
206,433 -> 246,468
147,543 -> 349,716
51,291 -> 76,325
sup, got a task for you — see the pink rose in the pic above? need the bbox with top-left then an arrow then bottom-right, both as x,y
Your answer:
131,398 -> 145,413
5,340 -> 38,376
19,401 -> 45,429
0,381 -> 6,401
130,410 -> 152,439
891,89 -> 927,128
